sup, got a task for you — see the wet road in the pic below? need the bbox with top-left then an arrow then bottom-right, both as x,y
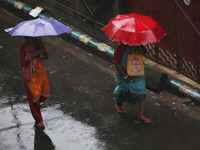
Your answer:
1,7 -> 200,150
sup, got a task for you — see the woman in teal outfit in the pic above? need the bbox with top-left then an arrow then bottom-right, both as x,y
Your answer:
113,42 -> 151,124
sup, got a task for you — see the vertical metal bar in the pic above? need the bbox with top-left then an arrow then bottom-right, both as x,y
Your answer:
155,45 -> 160,62
198,66 -> 200,82
172,2 -> 180,70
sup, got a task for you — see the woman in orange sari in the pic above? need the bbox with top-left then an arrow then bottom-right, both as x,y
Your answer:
19,37 -> 50,129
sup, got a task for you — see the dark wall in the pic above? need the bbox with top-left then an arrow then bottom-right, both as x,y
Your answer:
127,0 -> 200,66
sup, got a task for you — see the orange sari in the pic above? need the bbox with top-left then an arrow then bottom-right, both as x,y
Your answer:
20,39 -> 50,103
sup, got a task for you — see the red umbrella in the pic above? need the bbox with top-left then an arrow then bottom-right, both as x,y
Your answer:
101,13 -> 166,46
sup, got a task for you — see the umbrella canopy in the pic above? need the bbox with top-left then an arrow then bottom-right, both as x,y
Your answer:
101,13 -> 166,46
9,18 -> 71,37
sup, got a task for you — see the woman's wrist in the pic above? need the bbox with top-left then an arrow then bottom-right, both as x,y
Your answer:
123,74 -> 128,80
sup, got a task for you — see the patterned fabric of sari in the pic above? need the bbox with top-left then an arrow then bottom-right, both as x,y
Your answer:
20,40 -> 50,103
113,45 -> 146,104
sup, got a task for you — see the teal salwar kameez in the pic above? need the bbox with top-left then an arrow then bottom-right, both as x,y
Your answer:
114,46 -> 146,105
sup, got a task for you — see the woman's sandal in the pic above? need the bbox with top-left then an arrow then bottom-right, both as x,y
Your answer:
138,117 -> 151,124
115,104 -> 126,114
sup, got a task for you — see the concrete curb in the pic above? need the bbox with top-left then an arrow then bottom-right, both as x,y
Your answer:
1,0 -> 200,101
169,79 -> 200,101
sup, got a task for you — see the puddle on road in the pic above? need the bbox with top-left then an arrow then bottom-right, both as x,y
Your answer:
0,101 -> 105,150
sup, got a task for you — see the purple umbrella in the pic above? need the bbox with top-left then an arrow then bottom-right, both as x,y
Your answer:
9,18 -> 71,37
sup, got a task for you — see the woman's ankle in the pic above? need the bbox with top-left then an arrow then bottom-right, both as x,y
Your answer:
117,103 -> 122,107
139,114 -> 145,119
38,122 -> 44,127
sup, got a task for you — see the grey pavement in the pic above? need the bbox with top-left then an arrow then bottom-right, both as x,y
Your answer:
1,7 -> 200,150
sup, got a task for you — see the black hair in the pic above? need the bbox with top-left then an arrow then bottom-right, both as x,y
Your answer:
25,36 -> 31,39
135,45 -> 145,50
35,44 -> 42,50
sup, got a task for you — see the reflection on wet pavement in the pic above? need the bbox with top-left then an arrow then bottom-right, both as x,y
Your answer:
0,101 -> 105,150
34,128 -> 55,150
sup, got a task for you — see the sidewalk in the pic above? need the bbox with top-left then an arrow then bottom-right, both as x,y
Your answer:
1,0 -> 200,101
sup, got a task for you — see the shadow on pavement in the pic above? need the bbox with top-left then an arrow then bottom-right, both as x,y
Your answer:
34,128 -> 55,150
